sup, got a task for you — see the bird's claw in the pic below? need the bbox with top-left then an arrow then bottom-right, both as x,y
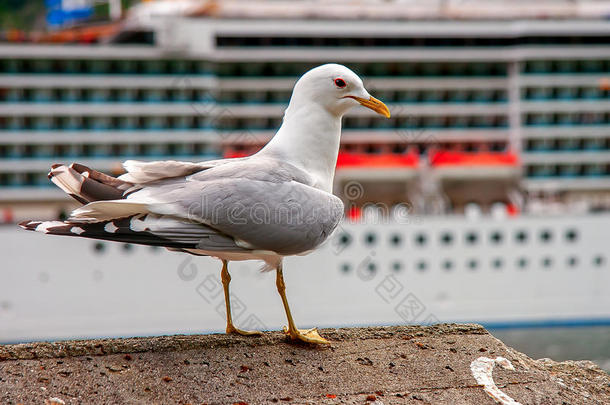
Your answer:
226,324 -> 262,336
282,326 -> 330,345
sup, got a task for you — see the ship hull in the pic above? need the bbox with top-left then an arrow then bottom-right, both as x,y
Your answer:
2,213 -> 609,343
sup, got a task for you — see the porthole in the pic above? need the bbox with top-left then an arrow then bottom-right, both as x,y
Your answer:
364,232 -> 377,246
593,255 -> 605,267
391,261 -> 403,272
122,243 -> 133,252
492,258 -> 503,270
0,301 -> 11,312
465,232 -> 478,245
93,242 -> 106,254
390,233 -> 402,247
442,260 -> 453,271
440,232 -> 454,246
515,230 -> 528,244
542,257 -> 553,269
565,229 -> 578,243
367,262 -> 377,273
416,260 -> 428,272
540,229 -> 553,243
467,259 -> 478,270
490,231 -> 503,244
415,233 -> 427,246
567,256 -> 578,268
338,232 -> 352,247
517,257 -> 529,269
340,263 -> 351,274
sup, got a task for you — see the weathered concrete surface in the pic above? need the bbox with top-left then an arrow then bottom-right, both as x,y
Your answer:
1,324 -> 608,404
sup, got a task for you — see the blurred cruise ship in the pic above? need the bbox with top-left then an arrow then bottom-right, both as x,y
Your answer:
1,0 -> 610,343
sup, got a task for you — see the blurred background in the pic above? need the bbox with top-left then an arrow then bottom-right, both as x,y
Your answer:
0,0 -> 608,371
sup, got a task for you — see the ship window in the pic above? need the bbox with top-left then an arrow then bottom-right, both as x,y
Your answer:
390,233 -> 402,247
515,230 -> 528,243
364,232 -> 377,246
38,272 -> 50,284
542,257 -> 553,269
490,231 -> 503,244
517,257 -> 529,269
565,229 -> 578,243
416,260 -> 427,272
93,242 -> 105,254
540,229 -> 553,243
391,261 -> 403,272
337,232 -> 352,248
567,256 -> 578,268
467,259 -> 478,270
340,263 -> 351,274
492,258 -> 503,270
415,233 -> 427,246
465,231 -> 478,245
367,262 -> 377,274
593,255 -> 605,267
442,260 -> 454,271
122,243 -> 134,253
440,232 -> 454,246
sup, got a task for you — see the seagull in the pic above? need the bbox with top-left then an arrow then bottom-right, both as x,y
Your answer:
20,64 -> 390,344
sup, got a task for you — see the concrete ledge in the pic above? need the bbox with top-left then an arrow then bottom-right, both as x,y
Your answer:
1,324 -> 609,404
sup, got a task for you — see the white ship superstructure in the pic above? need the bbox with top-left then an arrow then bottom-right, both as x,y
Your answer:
0,0 -> 609,342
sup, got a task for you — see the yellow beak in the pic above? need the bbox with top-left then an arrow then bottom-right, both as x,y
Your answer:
350,96 -> 391,118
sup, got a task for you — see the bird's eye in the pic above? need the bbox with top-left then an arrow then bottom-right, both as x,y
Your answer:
334,78 -> 346,88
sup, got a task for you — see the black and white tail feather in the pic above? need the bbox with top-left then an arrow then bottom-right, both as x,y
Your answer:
19,213 -> 241,253
48,162 -> 134,204
19,161 -> 244,256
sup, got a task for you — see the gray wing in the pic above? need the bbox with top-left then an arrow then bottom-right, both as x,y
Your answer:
140,157 -> 345,255
118,157 -> 248,184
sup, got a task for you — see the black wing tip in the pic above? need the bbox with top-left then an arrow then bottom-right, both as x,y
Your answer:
48,163 -> 66,179
70,162 -> 92,174
69,193 -> 90,205
19,220 -> 40,230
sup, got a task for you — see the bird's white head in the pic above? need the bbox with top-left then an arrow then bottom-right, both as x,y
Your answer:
259,64 -> 390,192
287,63 -> 390,118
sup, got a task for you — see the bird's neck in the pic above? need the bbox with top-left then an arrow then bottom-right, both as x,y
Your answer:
257,103 -> 341,192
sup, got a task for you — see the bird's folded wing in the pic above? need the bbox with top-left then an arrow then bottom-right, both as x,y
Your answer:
70,157 -> 301,222
145,178 -> 344,256
118,157 -> 246,184
68,158 -> 343,255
